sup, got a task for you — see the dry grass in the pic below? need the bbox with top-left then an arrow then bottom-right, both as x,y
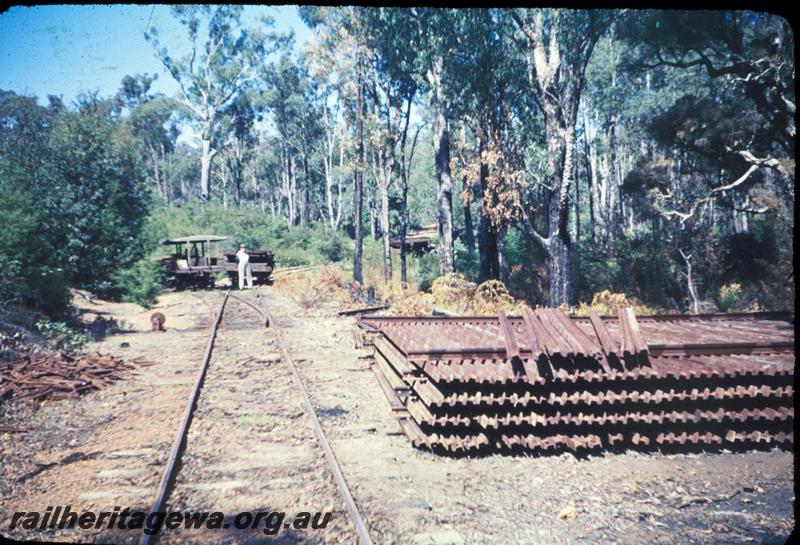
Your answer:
573,289 -> 655,316
272,264 -> 367,310
390,292 -> 435,316
390,274 -> 523,316
272,270 -> 319,309
430,273 -> 476,313
470,280 -> 521,314
316,264 -> 351,305
273,261 -> 659,319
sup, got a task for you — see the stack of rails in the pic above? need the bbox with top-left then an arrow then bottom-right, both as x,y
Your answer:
1,352 -> 154,401
356,308 -> 795,455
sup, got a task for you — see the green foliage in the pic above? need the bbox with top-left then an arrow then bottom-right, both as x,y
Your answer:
144,202 -> 353,268
0,170 -> 69,314
2,10 -> 795,320
502,229 -> 547,303
615,237 -> 678,306
1,91 -> 151,313
111,260 -> 163,308
454,239 -> 480,281
411,250 -> 440,291
573,235 -> 681,310
35,319 -> 89,352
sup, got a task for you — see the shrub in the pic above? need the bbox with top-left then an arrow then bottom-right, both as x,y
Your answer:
310,226 -> 349,262
391,292 -> 435,315
25,265 -> 71,317
573,289 -> 655,316
144,203 -> 353,269
412,250 -> 440,291
35,319 -> 88,352
430,273 -> 476,313
112,260 -> 163,308
316,264 -> 350,302
454,239 -> 479,280
470,279 -> 518,314
712,283 -> 742,313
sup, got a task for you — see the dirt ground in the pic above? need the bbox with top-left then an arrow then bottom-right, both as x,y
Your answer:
0,286 -> 795,545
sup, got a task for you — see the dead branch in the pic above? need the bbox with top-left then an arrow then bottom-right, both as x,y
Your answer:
652,150 -> 784,227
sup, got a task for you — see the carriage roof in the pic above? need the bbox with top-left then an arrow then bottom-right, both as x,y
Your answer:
161,235 -> 228,245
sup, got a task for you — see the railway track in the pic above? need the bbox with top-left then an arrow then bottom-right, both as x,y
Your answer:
140,289 -> 372,545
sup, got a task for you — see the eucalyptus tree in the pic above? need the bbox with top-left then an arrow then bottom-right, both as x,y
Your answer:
361,8 -> 421,284
620,10 -> 794,227
304,15 -> 354,231
613,12 -> 795,311
300,6 -> 369,282
115,74 -> 184,205
510,9 -> 618,305
218,92 -> 258,206
146,6 -> 285,200
259,48 -> 322,227
404,8 -> 464,275
447,9 -> 533,283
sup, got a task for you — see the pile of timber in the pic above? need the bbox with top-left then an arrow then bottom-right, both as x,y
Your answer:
356,308 -> 795,455
0,352 -> 154,402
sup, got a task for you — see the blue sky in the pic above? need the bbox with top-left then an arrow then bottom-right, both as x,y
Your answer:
0,5 -> 311,105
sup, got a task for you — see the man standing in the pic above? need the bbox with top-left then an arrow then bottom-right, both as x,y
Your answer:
236,244 -> 253,290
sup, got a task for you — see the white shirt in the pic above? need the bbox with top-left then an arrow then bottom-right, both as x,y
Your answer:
236,249 -> 250,266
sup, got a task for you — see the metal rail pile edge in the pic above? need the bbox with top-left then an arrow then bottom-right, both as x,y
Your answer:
355,307 -> 795,455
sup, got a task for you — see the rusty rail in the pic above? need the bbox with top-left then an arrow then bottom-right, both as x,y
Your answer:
140,290 -> 374,545
356,307 -> 795,455
254,298 -> 375,545
139,288 -> 230,545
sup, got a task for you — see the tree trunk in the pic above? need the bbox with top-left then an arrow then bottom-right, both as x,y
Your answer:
427,57 -> 454,275
574,135 -> 580,243
322,102 -> 339,229
476,132 -> 497,281
542,111 -> 576,307
200,138 -> 216,200
379,185 -> 392,283
368,191 -> 377,240
582,116 -> 596,243
372,76 -> 396,285
220,163 -> 228,209
400,179 -> 409,288
462,175 -> 475,251
301,134 -> 311,228
353,42 -> 365,284
150,145 -> 164,203
233,141 -> 243,206
511,10 -> 608,306
680,250 -> 700,313
497,229 -> 510,283
546,235 -> 572,306
398,94 -> 418,289
286,152 -> 297,227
